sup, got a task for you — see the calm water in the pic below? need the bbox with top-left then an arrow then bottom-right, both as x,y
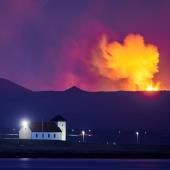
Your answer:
0,159 -> 170,169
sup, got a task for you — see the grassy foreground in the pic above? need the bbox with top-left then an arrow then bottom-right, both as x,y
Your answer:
0,139 -> 169,158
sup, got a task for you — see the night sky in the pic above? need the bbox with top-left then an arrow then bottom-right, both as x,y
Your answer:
0,0 -> 169,91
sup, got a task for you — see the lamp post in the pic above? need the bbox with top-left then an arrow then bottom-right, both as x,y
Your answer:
81,130 -> 85,143
21,120 -> 29,128
136,131 -> 139,144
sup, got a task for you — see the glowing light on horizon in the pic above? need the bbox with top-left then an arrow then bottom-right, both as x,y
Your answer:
93,34 -> 161,91
146,84 -> 159,91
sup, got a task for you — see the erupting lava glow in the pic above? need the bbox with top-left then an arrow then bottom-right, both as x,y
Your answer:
93,34 -> 161,91
146,84 -> 159,91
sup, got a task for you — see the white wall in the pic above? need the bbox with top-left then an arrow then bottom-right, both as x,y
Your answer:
57,121 -> 66,141
19,127 -> 32,139
31,132 -> 62,140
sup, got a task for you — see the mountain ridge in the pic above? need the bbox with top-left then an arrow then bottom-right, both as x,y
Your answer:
0,78 -> 169,132
0,78 -> 31,94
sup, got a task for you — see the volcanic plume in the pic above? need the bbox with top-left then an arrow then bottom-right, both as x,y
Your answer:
92,34 -> 160,91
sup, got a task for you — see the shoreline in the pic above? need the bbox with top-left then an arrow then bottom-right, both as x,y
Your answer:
0,152 -> 170,159
0,139 -> 170,159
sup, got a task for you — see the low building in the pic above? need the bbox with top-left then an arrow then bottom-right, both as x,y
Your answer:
30,122 -> 62,140
19,115 -> 66,141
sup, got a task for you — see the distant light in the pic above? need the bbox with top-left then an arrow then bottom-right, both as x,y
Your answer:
88,129 -> 91,132
113,142 -> 117,145
136,131 -> 139,144
136,131 -> 139,135
81,130 -> 85,143
81,130 -> 85,136
21,120 -> 29,128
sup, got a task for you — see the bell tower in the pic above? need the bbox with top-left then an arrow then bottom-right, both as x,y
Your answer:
51,115 -> 66,141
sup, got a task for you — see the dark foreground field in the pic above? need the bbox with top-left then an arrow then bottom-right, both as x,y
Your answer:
0,139 -> 170,158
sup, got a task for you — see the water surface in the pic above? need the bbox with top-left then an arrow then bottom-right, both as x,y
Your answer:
0,159 -> 170,169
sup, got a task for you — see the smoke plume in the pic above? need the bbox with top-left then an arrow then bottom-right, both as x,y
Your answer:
92,34 -> 160,91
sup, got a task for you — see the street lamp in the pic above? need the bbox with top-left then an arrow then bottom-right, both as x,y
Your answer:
136,131 -> 139,144
21,120 -> 29,128
81,130 -> 85,143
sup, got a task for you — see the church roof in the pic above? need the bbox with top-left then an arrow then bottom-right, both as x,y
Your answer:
30,122 -> 62,132
50,115 -> 66,122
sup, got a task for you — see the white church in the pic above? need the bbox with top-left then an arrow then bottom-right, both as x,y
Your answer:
19,115 -> 66,141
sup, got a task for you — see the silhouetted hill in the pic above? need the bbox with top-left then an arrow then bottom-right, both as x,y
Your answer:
0,78 -> 170,132
0,78 -> 31,94
65,86 -> 87,93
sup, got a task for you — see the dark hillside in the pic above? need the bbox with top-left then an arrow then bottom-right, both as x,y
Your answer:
0,78 -> 169,132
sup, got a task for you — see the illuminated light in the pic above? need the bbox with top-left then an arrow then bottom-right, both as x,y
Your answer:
136,131 -> 139,144
113,142 -> 117,145
21,120 -> 29,128
81,130 -> 85,143
81,130 -> 85,136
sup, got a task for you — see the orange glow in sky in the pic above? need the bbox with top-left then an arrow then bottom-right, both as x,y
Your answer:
146,84 -> 159,92
93,34 -> 161,91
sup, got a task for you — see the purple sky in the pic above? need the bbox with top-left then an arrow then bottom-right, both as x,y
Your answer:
0,0 -> 170,91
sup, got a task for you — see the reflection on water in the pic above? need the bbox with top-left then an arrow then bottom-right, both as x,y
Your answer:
0,159 -> 169,169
